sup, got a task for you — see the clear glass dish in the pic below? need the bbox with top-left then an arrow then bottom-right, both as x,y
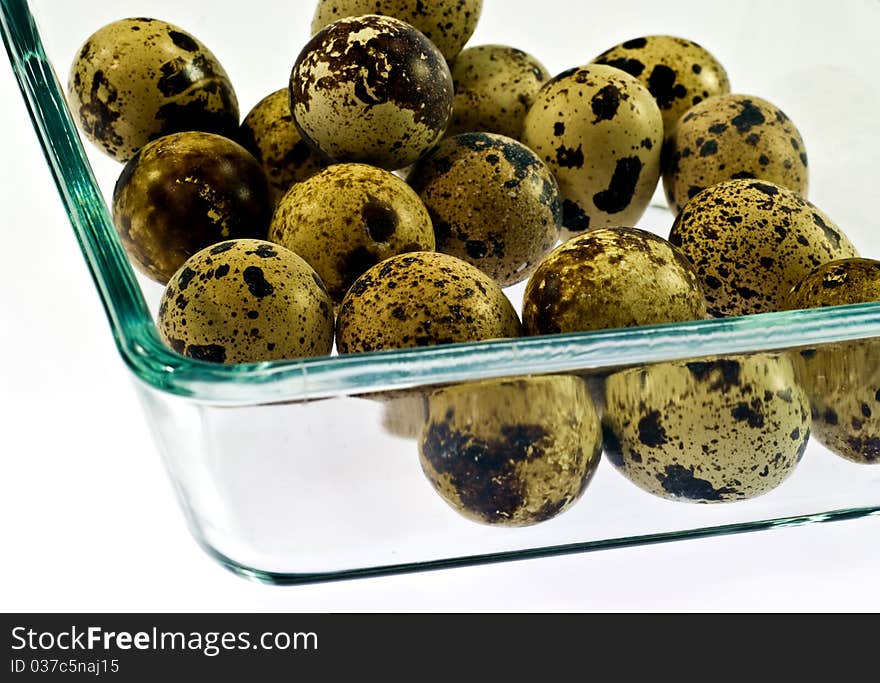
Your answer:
4,0 -> 880,584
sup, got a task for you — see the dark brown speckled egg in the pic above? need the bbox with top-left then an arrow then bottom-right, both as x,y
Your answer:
604,354 -> 811,503
419,375 -> 602,527
407,133 -> 561,287
336,252 -> 522,353
446,45 -> 550,141
238,89 -> 327,204
291,15 -> 454,170
593,35 -> 731,138
270,163 -> 435,305
669,180 -> 858,318
311,0 -> 483,61
522,227 -> 707,336
68,18 -> 239,163
662,93 -> 809,213
785,259 -> 880,464
522,64 -> 663,240
158,239 -> 334,363
112,131 -> 272,284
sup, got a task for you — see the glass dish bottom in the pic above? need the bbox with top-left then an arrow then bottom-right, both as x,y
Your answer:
136,379 -> 880,585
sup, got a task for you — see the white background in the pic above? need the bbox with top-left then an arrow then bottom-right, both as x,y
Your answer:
2,0 -> 880,612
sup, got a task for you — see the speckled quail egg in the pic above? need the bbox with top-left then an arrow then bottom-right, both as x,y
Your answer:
789,342 -> 880,465
446,45 -> 551,141
238,89 -> 327,203
592,35 -> 731,138
522,64 -> 663,240
787,259 -> 880,310
112,131 -> 272,284
336,251 -> 522,353
522,228 -> 707,336
311,0 -> 483,61
785,259 -> 880,464
662,94 -> 809,213
290,15 -> 454,171
419,375 -> 602,526
158,239 -> 334,363
604,353 -> 811,503
68,18 -> 239,163
669,180 -> 858,317
407,133 -> 561,287
270,163 -> 435,304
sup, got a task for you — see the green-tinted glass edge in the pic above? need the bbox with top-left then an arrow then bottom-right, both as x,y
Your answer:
203,506 -> 880,585
6,0 -> 880,406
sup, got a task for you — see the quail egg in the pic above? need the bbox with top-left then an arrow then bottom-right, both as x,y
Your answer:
68,18 -> 239,163
785,259 -> 880,464
593,35 -> 731,137
446,45 -> 551,141
112,131 -> 272,284
238,89 -> 327,204
522,227 -> 707,336
290,15 -> 454,170
522,64 -> 663,239
270,163 -> 435,304
787,259 -> 880,310
604,353 -> 811,503
336,251 -> 522,353
407,132 -> 561,287
662,93 -> 809,213
669,180 -> 858,317
158,239 -> 334,363
311,0 -> 483,61
419,375 -> 602,526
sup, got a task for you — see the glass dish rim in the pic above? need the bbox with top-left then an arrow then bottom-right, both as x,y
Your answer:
6,0 -> 880,406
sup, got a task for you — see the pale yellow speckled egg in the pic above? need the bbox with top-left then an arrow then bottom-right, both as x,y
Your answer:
785,259 -> 880,464
419,375 -> 602,526
604,354 -> 811,503
157,239 -> 334,363
336,251 -> 522,353
238,89 -> 327,204
593,35 -> 731,137
311,0 -> 483,61
290,15 -> 454,170
662,94 -> 809,214
522,64 -> 663,240
270,163 -> 435,304
669,180 -> 858,317
522,227 -> 707,336
447,45 -> 550,141
68,18 -> 239,163
790,341 -> 880,465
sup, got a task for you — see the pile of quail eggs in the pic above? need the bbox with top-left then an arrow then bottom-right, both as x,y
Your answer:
68,1 -> 880,528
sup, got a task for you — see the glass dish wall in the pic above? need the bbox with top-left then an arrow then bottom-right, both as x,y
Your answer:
3,0 -> 880,583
